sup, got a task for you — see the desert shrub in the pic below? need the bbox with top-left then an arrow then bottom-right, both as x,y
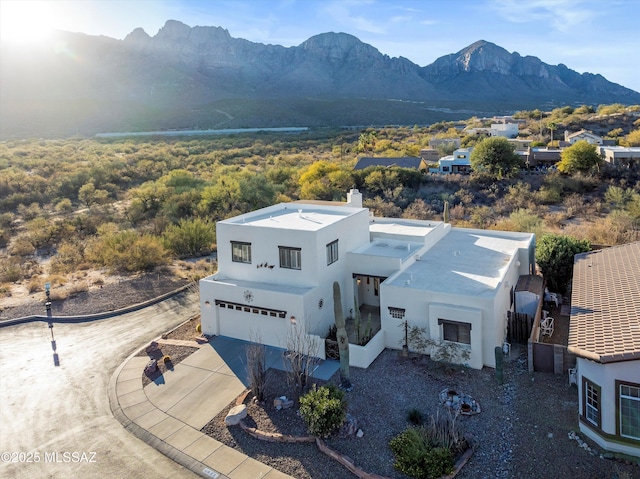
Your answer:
162,218 -> 215,258
0,258 -> 24,283
536,185 -> 562,204
27,278 -> 42,293
389,427 -> 454,479
407,408 -> 424,425
55,198 -> 73,213
298,384 -> 347,438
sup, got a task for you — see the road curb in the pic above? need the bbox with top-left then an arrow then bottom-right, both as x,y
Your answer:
0,285 -> 192,328
108,341 -> 231,479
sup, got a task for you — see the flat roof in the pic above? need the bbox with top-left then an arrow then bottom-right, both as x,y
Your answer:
386,229 -> 532,296
369,220 -> 439,238
223,204 -> 358,231
353,239 -> 422,259
568,242 -> 640,363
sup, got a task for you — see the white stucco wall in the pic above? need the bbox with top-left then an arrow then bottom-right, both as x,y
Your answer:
576,358 -> 640,457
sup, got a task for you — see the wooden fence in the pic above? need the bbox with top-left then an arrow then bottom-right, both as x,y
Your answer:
507,311 -> 534,344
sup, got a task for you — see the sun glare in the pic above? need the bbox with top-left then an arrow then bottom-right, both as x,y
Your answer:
0,1 -> 56,44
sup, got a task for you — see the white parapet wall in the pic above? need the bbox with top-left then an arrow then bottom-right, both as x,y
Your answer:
348,329 -> 386,369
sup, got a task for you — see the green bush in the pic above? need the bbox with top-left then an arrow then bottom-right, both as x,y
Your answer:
298,384 -> 346,438
389,427 -> 454,479
407,408 -> 424,425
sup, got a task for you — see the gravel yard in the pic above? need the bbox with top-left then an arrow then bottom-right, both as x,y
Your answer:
202,345 -> 639,479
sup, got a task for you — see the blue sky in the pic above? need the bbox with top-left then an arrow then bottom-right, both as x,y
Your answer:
2,0 -> 639,94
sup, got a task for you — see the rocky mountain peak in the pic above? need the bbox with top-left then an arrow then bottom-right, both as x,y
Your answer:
300,32 -> 381,61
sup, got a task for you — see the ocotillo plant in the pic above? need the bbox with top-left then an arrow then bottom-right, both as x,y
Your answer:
333,281 -> 351,389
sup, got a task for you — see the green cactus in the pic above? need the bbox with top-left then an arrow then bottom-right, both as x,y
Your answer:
333,281 -> 351,389
443,200 -> 450,223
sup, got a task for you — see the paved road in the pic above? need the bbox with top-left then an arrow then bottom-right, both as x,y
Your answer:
0,292 -> 200,479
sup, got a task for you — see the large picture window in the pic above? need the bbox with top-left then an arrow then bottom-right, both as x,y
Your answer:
439,319 -> 471,345
582,378 -> 601,428
231,242 -> 251,263
279,246 -> 301,270
326,240 -> 339,265
619,381 -> 640,440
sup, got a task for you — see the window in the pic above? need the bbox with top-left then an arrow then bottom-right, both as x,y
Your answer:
442,166 -> 450,172
279,246 -> 301,270
326,240 -> 339,265
583,378 -> 601,427
439,319 -> 471,345
619,382 -> 640,440
231,241 -> 251,263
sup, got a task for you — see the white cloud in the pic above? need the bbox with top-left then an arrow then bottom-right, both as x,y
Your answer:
489,0 -> 596,33
320,0 -> 387,34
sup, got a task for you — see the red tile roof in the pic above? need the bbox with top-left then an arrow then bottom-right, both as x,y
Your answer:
568,242 -> 640,363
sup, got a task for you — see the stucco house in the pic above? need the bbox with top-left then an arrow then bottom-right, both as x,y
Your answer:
491,123 -> 519,138
599,146 -> 640,169
568,242 -> 640,458
200,189 -> 536,370
564,129 -> 603,145
431,147 -> 473,174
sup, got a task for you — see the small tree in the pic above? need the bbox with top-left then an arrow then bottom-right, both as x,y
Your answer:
469,137 -> 521,178
557,140 -> 602,174
246,339 -> 268,402
282,322 -> 320,396
536,234 -> 591,294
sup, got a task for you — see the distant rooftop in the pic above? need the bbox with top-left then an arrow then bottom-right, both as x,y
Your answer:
354,156 -> 424,170
569,242 -> 640,363
386,228 -> 532,296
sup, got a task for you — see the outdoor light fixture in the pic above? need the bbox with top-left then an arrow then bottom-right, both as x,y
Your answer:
290,315 -> 296,324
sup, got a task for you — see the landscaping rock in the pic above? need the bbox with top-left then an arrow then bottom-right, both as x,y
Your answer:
225,404 -> 247,426
339,413 -> 358,437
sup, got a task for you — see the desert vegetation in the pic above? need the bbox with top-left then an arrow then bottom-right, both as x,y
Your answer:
1,105 -> 639,301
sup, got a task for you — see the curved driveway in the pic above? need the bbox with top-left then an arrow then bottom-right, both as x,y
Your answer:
0,292 -> 199,479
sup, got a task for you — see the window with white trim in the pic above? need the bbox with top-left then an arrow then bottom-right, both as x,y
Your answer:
583,378 -> 600,427
619,382 -> 640,440
439,319 -> 471,345
279,246 -> 301,270
231,241 -> 251,263
326,240 -> 339,265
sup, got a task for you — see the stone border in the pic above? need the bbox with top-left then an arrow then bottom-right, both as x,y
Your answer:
232,391 -> 475,479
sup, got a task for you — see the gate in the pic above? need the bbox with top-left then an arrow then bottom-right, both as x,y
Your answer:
507,311 -> 533,344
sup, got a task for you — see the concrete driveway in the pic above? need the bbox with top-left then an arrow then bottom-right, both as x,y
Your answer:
0,292 -> 200,479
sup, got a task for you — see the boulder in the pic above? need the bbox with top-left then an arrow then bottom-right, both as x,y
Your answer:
225,404 -> 247,426
339,413 -> 358,437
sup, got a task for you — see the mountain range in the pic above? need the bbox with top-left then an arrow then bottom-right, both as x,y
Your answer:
1,20 -> 639,139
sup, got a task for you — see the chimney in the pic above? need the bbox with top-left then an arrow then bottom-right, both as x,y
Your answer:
346,188 -> 362,208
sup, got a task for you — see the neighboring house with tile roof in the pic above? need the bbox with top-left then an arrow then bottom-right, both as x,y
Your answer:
568,242 -> 640,458
353,156 -> 427,171
200,189 -> 536,370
